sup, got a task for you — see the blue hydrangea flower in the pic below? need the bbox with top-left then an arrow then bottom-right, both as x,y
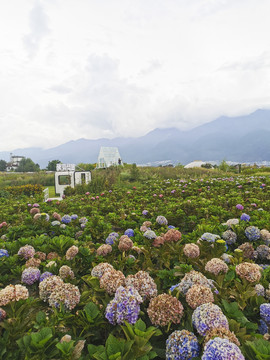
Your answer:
61,215 -> 71,224
260,303 -> 270,324
168,225 -> 175,229
166,330 -> 200,360
240,213 -> 250,221
40,272 -> 53,282
170,284 -> 180,292
0,249 -> 9,258
105,286 -> 142,325
124,229 -> 135,237
71,214 -> 78,220
105,232 -> 119,245
258,319 -> 268,335
245,226 -> 261,241
21,267 -> 40,285
202,338 -> 244,360
142,210 -> 148,216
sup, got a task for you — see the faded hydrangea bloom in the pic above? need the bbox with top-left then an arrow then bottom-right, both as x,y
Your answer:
143,230 -> 157,240
186,285 -> 214,309
34,251 -> 46,261
235,262 -> 262,282
174,270 -> 213,295
205,258 -> 229,276
255,245 -> 270,261
204,327 -> 240,347
222,230 -> 237,245
147,294 -> 184,326
25,257 -> 41,268
100,269 -> 125,295
39,275 -> 64,302
59,265 -> 75,280
91,262 -> 114,278
18,245 -> 35,259
96,244 -> 112,256
255,284 -> 265,297
105,286 -> 143,325
66,246 -> 79,260
48,283 -> 80,311
125,271 -> 157,301
118,236 -> 133,251
164,229 -> 181,242
0,284 -> 29,306
238,243 -> 255,259
183,243 -> 200,258
21,267 -> 40,285
152,236 -> 165,247
260,229 -> 270,245
156,216 -> 168,226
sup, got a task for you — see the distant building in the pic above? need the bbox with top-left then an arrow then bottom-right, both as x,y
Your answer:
184,160 -> 206,169
6,154 -> 25,171
96,147 -> 123,169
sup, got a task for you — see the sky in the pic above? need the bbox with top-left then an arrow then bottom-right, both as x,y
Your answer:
1,0 -> 270,151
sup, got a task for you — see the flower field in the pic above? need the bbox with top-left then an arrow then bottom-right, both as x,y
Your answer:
1,174 -> 270,359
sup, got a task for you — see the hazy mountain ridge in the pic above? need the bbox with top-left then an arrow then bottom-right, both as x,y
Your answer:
1,109 -> 270,167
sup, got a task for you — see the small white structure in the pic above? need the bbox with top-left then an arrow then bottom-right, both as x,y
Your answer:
6,154 -> 25,171
184,160 -> 206,169
54,164 -> 91,196
96,147 -> 123,169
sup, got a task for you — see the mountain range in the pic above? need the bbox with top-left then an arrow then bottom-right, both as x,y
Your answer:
1,109 -> 270,167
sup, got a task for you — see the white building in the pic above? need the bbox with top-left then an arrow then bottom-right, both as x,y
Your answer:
6,154 -> 25,171
54,164 -> 91,196
96,147 -> 123,169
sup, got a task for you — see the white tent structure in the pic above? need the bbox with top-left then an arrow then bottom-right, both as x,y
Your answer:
96,147 -> 123,169
184,160 -> 206,169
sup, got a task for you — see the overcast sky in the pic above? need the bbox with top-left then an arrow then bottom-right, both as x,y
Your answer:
1,0 -> 270,151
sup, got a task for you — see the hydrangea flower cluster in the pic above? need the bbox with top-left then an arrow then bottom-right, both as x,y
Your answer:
51,220 -> 61,226
143,230 -> 157,240
25,258 -> 41,268
0,249 -> 9,258
125,271 -> 157,300
147,294 -> 184,326
258,319 -> 268,335
152,236 -> 165,247
202,338 -> 244,360
39,272 -> 53,282
223,218 -> 239,227
61,215 -> 71,224
183,244 -> 200,258
96,244 -> 112,256
204,327 -> 240,347
174,270 -> 213,295
166,330 -> 200,360
240,213 -> 250,222
235,262 -> 262,282
70,214 -> 78,220
39,275 -> 64,301
260,303 -> 270,324
59,265 -> 75,280
255,284 -> 265,297
200,233 -> 220,243
260,229 -> 270,245
238,243 -> 255,259
142,210 -> 148,216
222,230 -> 237,245
48,283 -> 80,311
100,269 -> 125,295
118,235 -> 133,251
21,267 -> 40,285
164,229 -> 181,242
255,245 -> 270,260
66,245 -> 79,260
186,285 -> 214,309
156,216 -> 168,226
18,245 -> 35,259
245,226 -> 261,241
192,303 -> 229,336
0,284 -> 29,306
205,258 -> 229,276
105,286 -> 142,325
124,229 -> 134,237
91,262 -> 114,278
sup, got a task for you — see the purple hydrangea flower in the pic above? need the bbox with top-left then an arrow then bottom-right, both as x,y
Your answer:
168,225 -> 175,229
245,226 -> 261,241
166,330 -> 200,360
142,210 -> 149,216
240,213 -> 250,222
105,286 -> 142,325
71,214 -> 78,220
260,303 -> 270,324
21,267 -> 40,285
124,229 -> 135,237
236,204 -> 244,210
61,215 -> 71,224
0,249 -> 9,258
258,319 -> 268,335
40,272 -> 53,282
202,338 -> 244,360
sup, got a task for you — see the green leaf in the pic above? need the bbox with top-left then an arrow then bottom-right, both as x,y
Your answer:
106,335 -> 123,357
108,352 -> 122,360
84,302 -> 100,322
135,319 -> 146,332
36,311 -> 46,324
56,340 -> 75,355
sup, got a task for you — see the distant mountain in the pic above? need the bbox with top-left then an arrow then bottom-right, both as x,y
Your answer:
1,109 -> 270,167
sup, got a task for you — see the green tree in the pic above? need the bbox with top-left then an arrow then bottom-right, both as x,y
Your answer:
16,158 -> 40,172
0,159 -> 7,171
219,159 -> 229,172
201,163 -> 213,169
46,160 -> 61,171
